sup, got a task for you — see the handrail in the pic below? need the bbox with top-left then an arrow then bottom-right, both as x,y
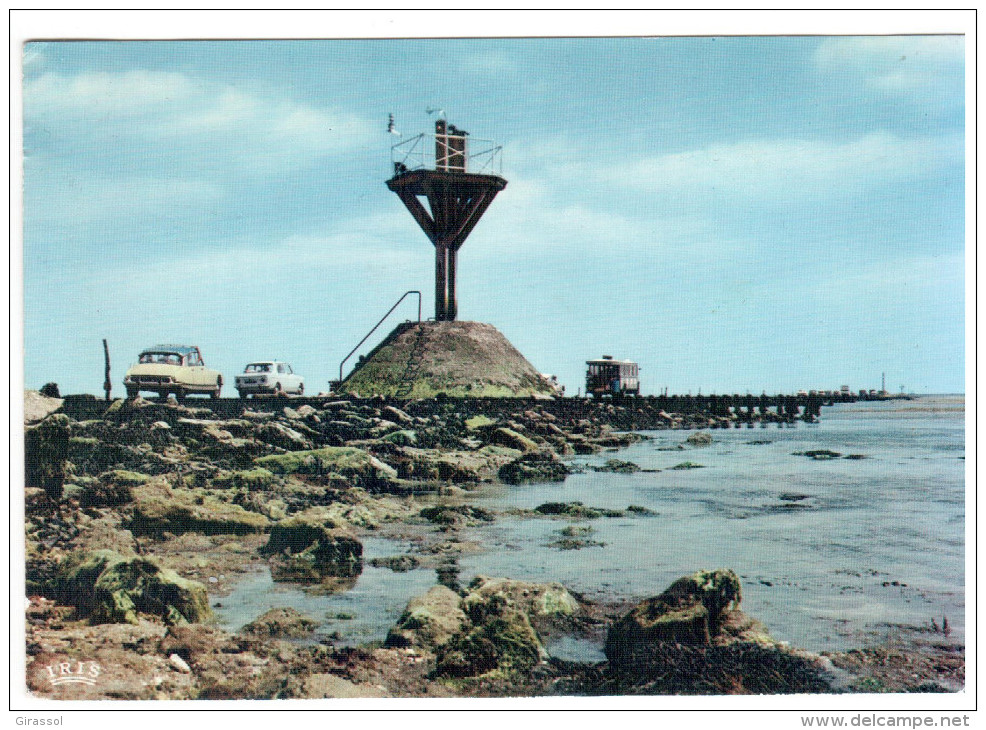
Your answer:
338,291 -> 422,383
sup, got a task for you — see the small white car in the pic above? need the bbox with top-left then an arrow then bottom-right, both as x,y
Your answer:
235,362 -> 305,398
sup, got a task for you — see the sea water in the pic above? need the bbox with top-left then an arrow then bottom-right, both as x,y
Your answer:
216,396 -> 965,656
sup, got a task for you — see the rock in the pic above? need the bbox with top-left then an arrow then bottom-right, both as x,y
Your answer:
241,607 -> 318,639
491,427 -> 541,453
464,415 -> 496,431
25,413 -> 71,500
395,446 -> 519,483
436,593 -> 545,678
588,459 -> 641,473
437,606 -> 543,678
53,549 -> 212,625
80,470 -> 147,507
255,422 -> 312,450
605,569 -> 743,666
464,576 -> 580,626
253,446 -> 397,486
498,452 -> 568,485
383,405 -> 413,424
385,585 -> 469,650
548,536 -> 606,550
533,501 -> 622,519
369,555 -> 420,572
670,461 -> 705,470
380,429 -> 418,446
169,653 -> 192,673
210,468 -> 277,491
131,486 -> 270,536
151,421 -> 171,430
419,504 -> 495,526
800,450 -> 842,460
262,512 -> 362,582
686,431 -> 713,446
24,390 -> 64,425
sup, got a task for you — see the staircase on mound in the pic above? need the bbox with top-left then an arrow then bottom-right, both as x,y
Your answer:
336,321 -> 554,399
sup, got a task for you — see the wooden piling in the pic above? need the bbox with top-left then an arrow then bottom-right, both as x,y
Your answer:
102,338 -> 111,401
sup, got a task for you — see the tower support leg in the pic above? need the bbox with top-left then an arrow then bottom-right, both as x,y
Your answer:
447,246 -> 458,321
435,244 -> 448,321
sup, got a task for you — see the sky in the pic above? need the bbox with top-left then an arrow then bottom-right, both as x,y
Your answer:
20,31 -> 967,396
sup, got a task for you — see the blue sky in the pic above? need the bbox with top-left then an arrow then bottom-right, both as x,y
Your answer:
22,35 -> 965,396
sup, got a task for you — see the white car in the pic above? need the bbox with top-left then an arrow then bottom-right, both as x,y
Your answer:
235,362 -> 304,398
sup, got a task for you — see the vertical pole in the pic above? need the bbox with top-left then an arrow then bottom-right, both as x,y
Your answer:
102,338 -> 112,401
435,244 -> 448,321
447,246 -> 458,321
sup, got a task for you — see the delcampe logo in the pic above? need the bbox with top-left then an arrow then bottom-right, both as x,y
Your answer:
44,660 -> 101,687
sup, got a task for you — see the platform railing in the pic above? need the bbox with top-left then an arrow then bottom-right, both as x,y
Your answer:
391,133 -> 503,176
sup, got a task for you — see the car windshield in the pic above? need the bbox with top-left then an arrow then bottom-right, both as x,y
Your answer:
245,363 -> 273,373
140,352 -> 182,365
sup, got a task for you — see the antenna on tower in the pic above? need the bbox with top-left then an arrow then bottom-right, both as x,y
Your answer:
387,113 -> 401,136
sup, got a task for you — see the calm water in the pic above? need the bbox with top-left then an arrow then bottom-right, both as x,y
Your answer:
216,396 -> 965,656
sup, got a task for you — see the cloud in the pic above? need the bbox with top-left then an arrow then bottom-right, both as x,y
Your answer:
24,170 -> 225,226
24,69 -> 375,173
462,48 -> 521,77
593,132 -> 962,202
813,36 -> 964,96
23,66 -> 382,260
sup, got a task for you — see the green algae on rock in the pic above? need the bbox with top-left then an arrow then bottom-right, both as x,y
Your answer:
419,504 -> 495,526
80,469 -> 149,507
393,445 -> 520,483
498,452 -> 569,485
54,549 -> 211,625
605,569 -> 743,664
490,427 -> 541,453
131,485 -> 271,536
261,511 -> 363,583
587,459 -> 642,473
670,461 -> 705,470
436,600 -> 545,678
25,413 -> 71,500
241,607 -> 318,639
211,467 -> 277,490
385,585 -> 469,650
253,446 -> 397,486
533,501 -> 622,519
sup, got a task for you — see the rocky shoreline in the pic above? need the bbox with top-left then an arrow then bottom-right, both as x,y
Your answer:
23,390 -> 963,699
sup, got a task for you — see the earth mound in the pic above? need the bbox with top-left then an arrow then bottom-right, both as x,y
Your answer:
335,321 -> 555,399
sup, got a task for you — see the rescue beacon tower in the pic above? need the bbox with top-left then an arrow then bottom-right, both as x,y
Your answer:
387,119 -> 507,321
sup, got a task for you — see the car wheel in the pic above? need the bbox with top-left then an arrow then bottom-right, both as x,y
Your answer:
275,383 -> 283,397
126,387 -> 138,399
237,389 -> 247,400
175,389 -> 186,404
211,377 -> 222,399
298,383 -> 304,396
